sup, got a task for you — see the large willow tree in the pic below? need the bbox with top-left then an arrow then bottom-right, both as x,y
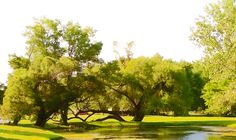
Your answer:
1,18 -> 102,126
98,55 -> 195,121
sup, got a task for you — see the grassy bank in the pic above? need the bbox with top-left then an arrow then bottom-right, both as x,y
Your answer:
2,115 -> 236,140
0,125 -> 62,140
86,117 -> 235,128
66,115 -> 236,127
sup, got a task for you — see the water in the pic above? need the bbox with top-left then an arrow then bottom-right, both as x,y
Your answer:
61,126 -> 236,140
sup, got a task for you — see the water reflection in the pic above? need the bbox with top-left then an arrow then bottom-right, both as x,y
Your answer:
62,126 -> 236,140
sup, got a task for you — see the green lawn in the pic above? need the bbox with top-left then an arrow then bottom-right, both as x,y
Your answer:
67,115 -> 236,127
2,115 -> 236,140
0,125 -> 62,140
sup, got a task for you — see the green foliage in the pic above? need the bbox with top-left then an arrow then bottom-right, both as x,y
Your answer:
191,0 -> 236,54
191,0 -> 236,115
96,54 -> 198,120
179,62 -> 206,111
64,22 -> 102,61
1,69 -> 35,120
2,18 -> 102,126
155,61 -> 198,116
9,54 -> 30,69
25,18 -> 65,58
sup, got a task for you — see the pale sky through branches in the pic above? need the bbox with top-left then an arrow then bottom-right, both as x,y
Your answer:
0,0 -> 215,83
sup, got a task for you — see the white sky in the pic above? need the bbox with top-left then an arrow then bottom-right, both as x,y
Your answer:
0,0 -> 215,83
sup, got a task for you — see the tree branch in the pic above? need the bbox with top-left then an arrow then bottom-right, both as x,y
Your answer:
94,114 -> 125,122
107,85 -> 137,107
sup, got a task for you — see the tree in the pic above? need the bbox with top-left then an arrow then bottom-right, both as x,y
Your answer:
98,55 -> 194,121
1,18 -> 102,127
179,62 -> 206,111
191,0 -> 236,115
1,70 -> 35,125
153,60 -> 195,116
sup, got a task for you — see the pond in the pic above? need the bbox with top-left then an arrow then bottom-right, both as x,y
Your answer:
60,126 -> 236,140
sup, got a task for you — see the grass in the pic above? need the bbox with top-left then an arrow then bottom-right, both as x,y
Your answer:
141,116 -> 236,127
0,125 -> 62,140
69,115 -> 236,128
2,115 -> 236,139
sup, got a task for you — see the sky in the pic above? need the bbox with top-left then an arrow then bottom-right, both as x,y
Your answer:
0,0 -> 215,83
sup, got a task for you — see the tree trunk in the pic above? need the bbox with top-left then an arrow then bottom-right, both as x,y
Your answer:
12,116 -> 21,125
60,105 -> 68,125
132,111 -> 145,121
132,104 -> 145,121
35,107 -> 48,127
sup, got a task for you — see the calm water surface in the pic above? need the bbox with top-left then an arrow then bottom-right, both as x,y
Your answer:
61,126 -> 236,140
